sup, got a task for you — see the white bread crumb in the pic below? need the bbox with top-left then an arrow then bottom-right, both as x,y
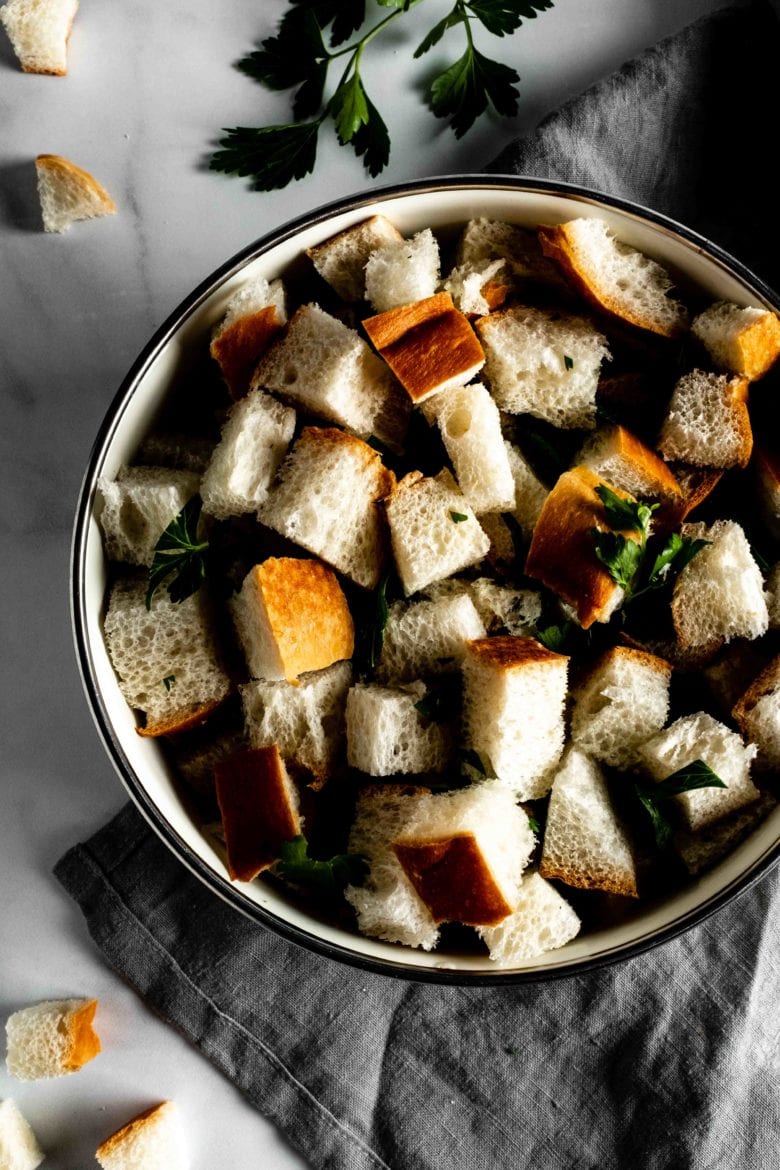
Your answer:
0,1099 -> 44,1170
1,0 -> 77,74
478,872 -> 581,965
364,229 -> 440,313
35,153 -> 116,232
200,389 -> 295,520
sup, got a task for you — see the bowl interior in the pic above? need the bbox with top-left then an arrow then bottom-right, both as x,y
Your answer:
75,179 -> 780,981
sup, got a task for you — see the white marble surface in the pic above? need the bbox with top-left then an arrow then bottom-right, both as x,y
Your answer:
0,0 -> 731,1165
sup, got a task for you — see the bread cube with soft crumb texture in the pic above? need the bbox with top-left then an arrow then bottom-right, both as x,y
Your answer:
200,389 -> 295,520
376,592 -> 485,684
209,276 -> 286,398
0,1099 -> 44,1170
478,873 -> 581,965
570,646 -> 671,769
5,999 -> 100,1080
691,301 -> 780,381
95,1101 -> 187,1170
346,682 -> 454,776
306,214 -> 403,302
385,470 -> 490,596
432,382 -> 516,514
658,370 -> 752,469
99,466 -> 200,566
364,228 -> 440,313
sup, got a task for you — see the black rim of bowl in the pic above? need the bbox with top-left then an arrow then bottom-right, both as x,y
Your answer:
71,174 -> 780,985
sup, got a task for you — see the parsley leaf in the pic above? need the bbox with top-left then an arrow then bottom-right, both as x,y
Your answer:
430,45 -> 519,138
634,760 -> 726,849
527,812 -> 540,835
238,8 -> 327,94
592,529 -> 645,592
563,354 -> 574,370
146,497 -> 209,609
468,0 -> 555,37
535,620 -> 576,653
414,10 -> 464,57
460,748 -> 497,778
450,510 -> 469,523
595,484 -> 657,537
211,121 -> 321,191
290,0 -> 366,47
276,835 -> 368,896
349,89 -> 391,176
331,71 -> 369,143
162,675 -> 176,691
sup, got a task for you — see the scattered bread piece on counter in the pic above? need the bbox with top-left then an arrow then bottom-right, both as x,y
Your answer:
232,557 -> 354,683
200,389 -> 295,520
392,782 -> 535,926
98,466 -> 200,566
431,381 -> 516,514
639,712 -> 760,831
215,745 -> 301,881
478,872 -> 581,966
673,791 -> 778,875
364,228 -> 440,313
95,1101 -> 188,1170
576,424 -> 682,502
525,466 -> 635,628
346,682 -> 454,776
6,998 -> 100,1080
537,217 -> 689,337
252,304 -> 410,453
376,592 -> 485,684
732,655 -> 780,771
691,300 -> 780,380
671,519 -> 768,654
104,577 -> 231,737
475,305 -> 609,428
363,297 -> 485,407
657,370 -> 752,468
241,660 -> 351,784
258,427 -> 395,590
540,749 -> 639,897
0,1098 -> 44,1170
570,645 -> 671,769
462,636 -> 569,800
35,153 -> 116,232
306,214 -> 403,302
385,469 -> 490,596
1,0 -> 77,74
210,277 -> 286,398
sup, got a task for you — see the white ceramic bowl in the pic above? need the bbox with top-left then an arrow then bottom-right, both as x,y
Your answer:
72,176 -> 780,982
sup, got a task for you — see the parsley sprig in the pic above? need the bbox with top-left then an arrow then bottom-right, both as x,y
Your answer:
275,835 -> 368,897
634,760 -> 726,849
211,0 -> 555,190
145,497 -> 210,609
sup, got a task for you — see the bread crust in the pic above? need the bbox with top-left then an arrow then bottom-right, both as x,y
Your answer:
210,305 -> 284,399
36,153 -> 116,213
393,833 -> 514,926
538,855 -> 638,898
363,293 -> 485,404
96,1101 -> 176,1164
466,634 -> 568,671
137,697 -> 227,738
600,425 -> 682,499
732,653 -> 780,732
525,466 -> 636,628
583,643 -> 672,684
65,998 -> 101,1071
655,463 -> 724,530
215,745 -> 301,881
538,222 -> 685,338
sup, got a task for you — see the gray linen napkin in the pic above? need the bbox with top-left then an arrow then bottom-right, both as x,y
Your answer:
56,4 -> 780,1168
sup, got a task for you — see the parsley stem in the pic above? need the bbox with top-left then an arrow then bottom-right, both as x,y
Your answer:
328,7 -> 406,61
457,0 -> 475,49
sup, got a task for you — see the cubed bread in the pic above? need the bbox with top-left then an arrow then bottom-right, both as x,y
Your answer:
576,424 -> 682,501
99,466 -> 200,566
442,258 -> 509,317
462,578 -> 542,636
392,781 -> 535,926
475,305 -> 609,429
539,749 -> 638,896
673,792 -> 777,875
754,447 -> 780,540
767,563 -> 780,629
252,304 -> 409,452
344,785 -> 440,950
538,217 -> 688,337
385,469 -> 490,596
671,520 -> 769,652
658,370 -> 752,469
376,592 -> 485,683
478,872 -> 581,965
639,712 -> 760,831
478,512 -> 517,565
525,466 -> 635,628
346,682 -> 454,776
6,999 -> 100,1080
232,558 -> 353,682
570,646 -> 671,769
258,427 -> 395,590
363,292 -> 485,405
462,636 -> 568,799
504,441 -> 550,536
104,577 -> 230,737
431,382 -> 516,514
363,228 -> 440,312
209,277 -> 286,398
0,1099 -> 44,1170
306,214 -> 403,302
200,389 -> 295,519
655,462 -> 724,531
95,1101 -> 187,1170
691,301 -> 780,380
35,153 -> 116,232
732,655 -> 780,771
241,660 -> 351,782
214,745 -> 301,881
1,0 -> 77,73
136,432 -> 214,475
454,218 -> 562,287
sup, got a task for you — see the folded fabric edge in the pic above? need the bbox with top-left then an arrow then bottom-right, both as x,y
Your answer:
53,835 -> 392,1170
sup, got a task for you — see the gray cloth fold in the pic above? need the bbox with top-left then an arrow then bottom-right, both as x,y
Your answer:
56,5 -> 780,1168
